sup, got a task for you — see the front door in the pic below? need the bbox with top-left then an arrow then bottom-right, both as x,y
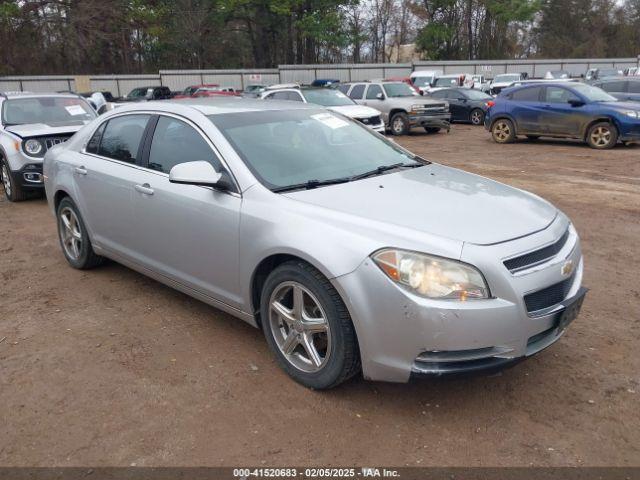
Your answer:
129,115 -> 243,308
540,86 -> 583,136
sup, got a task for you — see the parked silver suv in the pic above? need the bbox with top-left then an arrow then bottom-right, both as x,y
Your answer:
339,81 -> 451,135
0,92 -> 96,201
44,98 -> 586,389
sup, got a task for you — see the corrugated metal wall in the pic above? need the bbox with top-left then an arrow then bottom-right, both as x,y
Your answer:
1,58 -> 638,95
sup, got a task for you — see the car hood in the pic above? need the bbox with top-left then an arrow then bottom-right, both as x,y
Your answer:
328,104 -> 381,118
6,123 -> 86,138
284,164 -> 557,246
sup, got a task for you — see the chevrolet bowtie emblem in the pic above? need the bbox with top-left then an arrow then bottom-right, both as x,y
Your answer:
561,259 -> 574,276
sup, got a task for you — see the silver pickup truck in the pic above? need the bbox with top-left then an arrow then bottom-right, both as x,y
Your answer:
338,81 -> 451,135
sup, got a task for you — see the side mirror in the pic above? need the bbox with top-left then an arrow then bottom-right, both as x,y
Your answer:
169,161 -> 229,189
376,92 -> 384,100
568,99 -> 585,107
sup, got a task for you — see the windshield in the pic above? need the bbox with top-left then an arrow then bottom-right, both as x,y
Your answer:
2,97 -> 96,126
434,77 -> 459,87
127,88 -> 151,98
208,109 -> 421,190
464,89 -> 492,100
245,85 -> 264,92
494,74 -> 521,83
302,89 -> 354,106
571,84 -> 617,102
412,76 -> 434,87
383,83 -> 418,97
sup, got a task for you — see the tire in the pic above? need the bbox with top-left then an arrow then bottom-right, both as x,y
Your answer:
424,127 -> 441,134
1,159 -> 27,202
526,135 -> 540,141
56,197 -> 104,269
491,118 -> 516,144
390,112 -> 410,136
260,260 -> 360,389
470,108 -> 484,126
586,122 -> 618,149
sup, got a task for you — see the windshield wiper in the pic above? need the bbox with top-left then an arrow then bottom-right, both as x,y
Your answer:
272,177 -> 351,193
350,161 -> 422,181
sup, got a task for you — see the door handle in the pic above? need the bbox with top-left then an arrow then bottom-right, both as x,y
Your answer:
134,183 -> 154,195
74,166 -> 87,175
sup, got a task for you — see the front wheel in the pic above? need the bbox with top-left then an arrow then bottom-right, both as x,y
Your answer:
1,160 -> 27,202
260,260 -> 360,389
491,119 -> 516,144
470,109 -> 484,126
390,112 -> 410,135
56,197 -> 104,269
586,122 -> 618,149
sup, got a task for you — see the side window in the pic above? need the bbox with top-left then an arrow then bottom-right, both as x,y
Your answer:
628,82 -> 640,94
511,87 -> 541,102
349,84 -> 365,100
86,122 -> 106,154
366,84 -> 383,100
97,114 -> 150,163
544,87 -> 579,103
430,90 -> 447,99
286,91 -> 304,102
148,116 -> 222,174
270,92 -> 290,101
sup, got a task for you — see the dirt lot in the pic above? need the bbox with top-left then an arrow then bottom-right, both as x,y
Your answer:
1,125 -> 639,467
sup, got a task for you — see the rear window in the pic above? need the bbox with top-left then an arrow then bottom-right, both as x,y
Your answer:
2,97 -> 96,126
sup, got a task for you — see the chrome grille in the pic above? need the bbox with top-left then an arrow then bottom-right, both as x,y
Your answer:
414,103 -> 447,115
504,229 -> 570,273
358,115 -> 382,125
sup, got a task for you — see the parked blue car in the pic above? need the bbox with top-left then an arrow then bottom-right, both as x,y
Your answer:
485,82 -> 640,149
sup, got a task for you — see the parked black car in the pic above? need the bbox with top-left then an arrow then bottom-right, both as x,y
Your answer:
593,78 -> 640,103
118,86 -> 172,102
428,88 -> 493,125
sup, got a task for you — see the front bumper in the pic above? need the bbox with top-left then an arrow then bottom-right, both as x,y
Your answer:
331,215 -> 585,383
9,163 -> 45,190
408,113 -> 451,130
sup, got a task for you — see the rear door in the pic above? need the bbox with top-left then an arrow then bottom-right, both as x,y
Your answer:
128,114 -> 243,308
75,114 -> 152,258
540,86 -> 583,136
508,86 -> 544,133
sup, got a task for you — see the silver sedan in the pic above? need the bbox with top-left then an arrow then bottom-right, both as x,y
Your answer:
44,98 -> 586,389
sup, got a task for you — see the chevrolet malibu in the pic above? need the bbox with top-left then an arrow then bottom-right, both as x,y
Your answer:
44,98 -> 587,389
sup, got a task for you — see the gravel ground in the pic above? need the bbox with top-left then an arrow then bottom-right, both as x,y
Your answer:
0,125 -> 639,467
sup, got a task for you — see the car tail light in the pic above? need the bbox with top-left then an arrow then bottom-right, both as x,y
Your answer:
486,101 -> 495,108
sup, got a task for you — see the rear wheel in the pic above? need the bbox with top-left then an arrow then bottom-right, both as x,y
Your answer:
56,197 -> 104,269
470,109 -> 484,126
390,112 -> 410,135
260,260 -> 360,389
1,160 -> 27,202
586,122 -> 618,149
491,119 -> 516,144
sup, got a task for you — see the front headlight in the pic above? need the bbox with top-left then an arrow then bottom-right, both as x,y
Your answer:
622,110 -> 640,118
24,139 -> 43,156
372,249 -> 490,300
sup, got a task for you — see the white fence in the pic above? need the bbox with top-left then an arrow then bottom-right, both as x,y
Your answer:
1,57 -> 638,95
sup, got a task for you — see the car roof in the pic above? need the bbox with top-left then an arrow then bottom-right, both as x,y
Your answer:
114,97 -> 317,116
1,91 -> 83,99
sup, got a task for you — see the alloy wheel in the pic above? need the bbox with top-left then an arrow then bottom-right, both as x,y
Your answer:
471,110 -> 483,125
392,117 -> 405,134
1,164 -> 11,197
590,126 -> 612,147
493,121 -> 511,141
59,206 -> 83,261
268,281 -> 332,373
